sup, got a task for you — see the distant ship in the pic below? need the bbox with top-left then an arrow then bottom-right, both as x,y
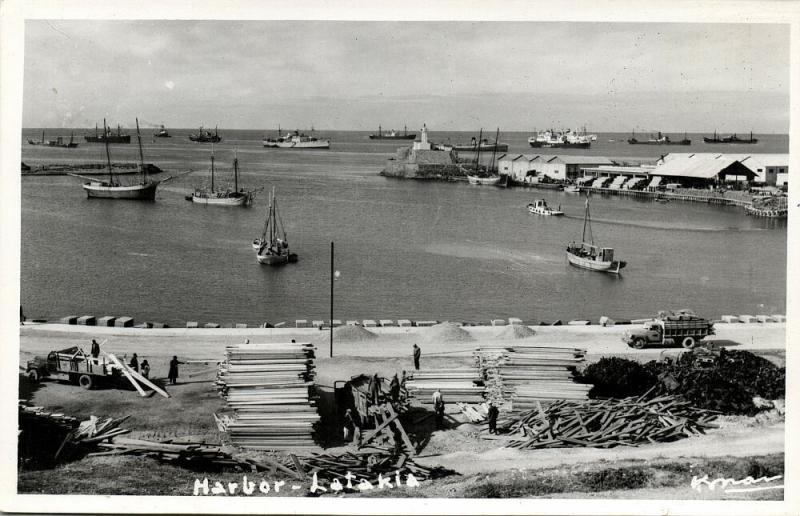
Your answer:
46,132 -> 79,148
703,131 -> 758,144
528,129 -> 592,149
446,137 -> 509,152
84,123 -> 131,144
189,126 -> 221,143
263,130 -> 329,149
369,125 -> 416,140
154,125 -> 171,138
627,131 -> 691,145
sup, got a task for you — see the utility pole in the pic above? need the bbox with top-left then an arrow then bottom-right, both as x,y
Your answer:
330,241 -> 334,358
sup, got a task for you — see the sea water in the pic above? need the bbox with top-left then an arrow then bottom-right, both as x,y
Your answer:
20,129 -> 787,325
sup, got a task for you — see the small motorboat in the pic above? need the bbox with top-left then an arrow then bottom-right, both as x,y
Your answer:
527,199 -> 564,216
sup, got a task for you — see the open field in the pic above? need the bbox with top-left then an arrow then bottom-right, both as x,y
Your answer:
17,322 -> 785,498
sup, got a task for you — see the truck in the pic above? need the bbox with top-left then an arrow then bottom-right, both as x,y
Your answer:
25,346 -> 123,389
623,312 -> 715,349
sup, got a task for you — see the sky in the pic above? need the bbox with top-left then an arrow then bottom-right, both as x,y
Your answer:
21,20 -> 790,132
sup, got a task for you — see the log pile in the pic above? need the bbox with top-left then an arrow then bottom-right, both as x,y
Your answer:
404,368 -> 484,404
496,395 -> 718,449
475,346 -> 590,410
215,342 -> 320,450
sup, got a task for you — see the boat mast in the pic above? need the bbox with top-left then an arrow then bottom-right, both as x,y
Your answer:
582,197 -> 595,245
489,127 -> 500,174
41,129 -> 45,144
233,148 -> 239,192
135,118 -> 146,183
474,128 -> 483,174
103,117 -> 114,185
210,144 -> 215,193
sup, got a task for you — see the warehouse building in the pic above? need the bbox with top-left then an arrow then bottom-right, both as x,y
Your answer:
658,153 -> 789,186
497,154 -> 614,183
649,154 -> 758,188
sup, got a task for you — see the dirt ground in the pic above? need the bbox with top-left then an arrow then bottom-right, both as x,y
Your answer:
16,322 -> 786,499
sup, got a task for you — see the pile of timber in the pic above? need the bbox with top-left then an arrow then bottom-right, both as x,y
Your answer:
496,395 -> 718,449
298,450 -> 454,484
215,342 -> 320,450
404,368 -> 484,404
475,346 -> 590,410
18,403 -> 130,465
456,402 -> 489,423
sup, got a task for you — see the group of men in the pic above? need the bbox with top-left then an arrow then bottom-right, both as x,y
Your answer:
89,339 -> 182,384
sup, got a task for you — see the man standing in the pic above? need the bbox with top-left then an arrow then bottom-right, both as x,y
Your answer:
367,373 -> 380,405
412,343 -> 421,371
487,401 -> 499,434
432,388 -> 445,429
168,356 -> 183,385
128,353 -> 139,372
389,373 -> 400,403
90,339 -> 101,359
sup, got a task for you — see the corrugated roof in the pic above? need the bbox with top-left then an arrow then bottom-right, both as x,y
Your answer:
661,153 -> 789,173
551,155 -> 614,165
652,155 -> 748,179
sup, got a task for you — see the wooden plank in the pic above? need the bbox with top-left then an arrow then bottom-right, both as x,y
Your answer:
122,363 -> 171,398
290,454 -> 307,479
360,413 -> 399,446
106,353 -> 147,397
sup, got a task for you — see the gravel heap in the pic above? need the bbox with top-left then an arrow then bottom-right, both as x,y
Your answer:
422,322 -> 475,343
332,324 -> 378,341
495,324 -> 537,339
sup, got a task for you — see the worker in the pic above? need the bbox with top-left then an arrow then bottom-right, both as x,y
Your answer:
90,339 -> 100,359
432,388 -> 445,428
389,373 -> 400,403
343,408 -> 357,443
392,425 -> 403,456
129,353 -> 139,372
400,370 -> 407,387
140,360 -> 150,379
412,343 -> 421,370
367,373 -> 380,404
168,356 -> 183,385
20,305 -> 25,325
487,402 -> 499,434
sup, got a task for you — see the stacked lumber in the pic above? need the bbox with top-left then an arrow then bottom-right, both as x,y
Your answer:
475,346 -> 590,409
216,342 -> 320,450
497,395 -> 718,449
404,368 -> 484,404
456,402 -> 488,423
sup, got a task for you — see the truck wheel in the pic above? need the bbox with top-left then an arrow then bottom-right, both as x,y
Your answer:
78,374 -> 94,390
27,370 -> 39,382
682,336 -> 696,349
632,338 -> 646,349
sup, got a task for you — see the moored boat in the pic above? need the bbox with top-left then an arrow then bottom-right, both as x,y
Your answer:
628,131 -> 691,145
263,130 -> 329,149
154,125 -> 171,138
467,175 -> 503,185
447,137 -> 509,152
190,149 -> 254,206
566,197 -> 626,274
528,128 -> 592,149
255,188 -> 298,265
46,132 -> 79,148
527,199 -> 564,216
73,118 -> 164,200
564,185 -> 581,193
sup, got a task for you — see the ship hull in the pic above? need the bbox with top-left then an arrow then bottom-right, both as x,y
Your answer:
191,193 -> 248,206
628,140 -> 691,145
529,141 -> 590,149
256,251 -> 296,265
84,136 -> 131,144
703,138 -> 758,144
82,180 -> 160,200
467,175 -> 503,186
452,143 -> 509,152
369,135 -> 416,140
566,250 -> 624,274
273,141 -> 330,149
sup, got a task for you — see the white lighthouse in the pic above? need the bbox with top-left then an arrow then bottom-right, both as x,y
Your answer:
413,123 -> 431,151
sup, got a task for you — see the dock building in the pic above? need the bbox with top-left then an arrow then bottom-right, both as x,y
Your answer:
497,154 -> 614,183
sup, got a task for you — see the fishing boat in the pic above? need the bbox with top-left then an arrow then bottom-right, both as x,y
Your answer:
564,185 -> 581,193
189,149 -> 254,206
467,175 -> 504,185
527,199 -> 564,216
528,129 -> 592,149
84,123 -> 131,143
627,131 -> 691,145
703,131 -> 758,144
263,130 -> 330,149
189,126 -> 221,143
464,128 -> 506,186
71,118 -> 164,200
566,197 -> 626,274
255,188 -> 298,265
369,125 -> 416,140
154,125 -> 171,138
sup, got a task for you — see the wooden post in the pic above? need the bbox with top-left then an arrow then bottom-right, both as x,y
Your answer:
106,353 -> 147,397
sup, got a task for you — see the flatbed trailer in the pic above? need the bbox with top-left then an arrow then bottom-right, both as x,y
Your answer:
26,346 -> 122,389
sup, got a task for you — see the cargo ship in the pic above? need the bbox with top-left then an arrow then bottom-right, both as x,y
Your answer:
627,131 -> 691,145
369,125 -> 416,140
84,123 -> 131,144
528,129 -> 592,149
154,125 -> 171,138
703,131 -> 758,144
189,126 -> 221,143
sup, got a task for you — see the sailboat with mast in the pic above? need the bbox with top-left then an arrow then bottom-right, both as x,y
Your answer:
466,128 -> 505,185
70,118 -> 164,200
566,197 -> 626,274
253,188 -> 298,265
189,148 -> 254,206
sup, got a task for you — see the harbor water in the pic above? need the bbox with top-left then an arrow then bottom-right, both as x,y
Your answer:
20,129 -> 787,326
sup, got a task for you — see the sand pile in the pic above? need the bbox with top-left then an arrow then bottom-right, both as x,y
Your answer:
495,324 -> 537,339
331,324 -> 378,342
422,322 -> 475,343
